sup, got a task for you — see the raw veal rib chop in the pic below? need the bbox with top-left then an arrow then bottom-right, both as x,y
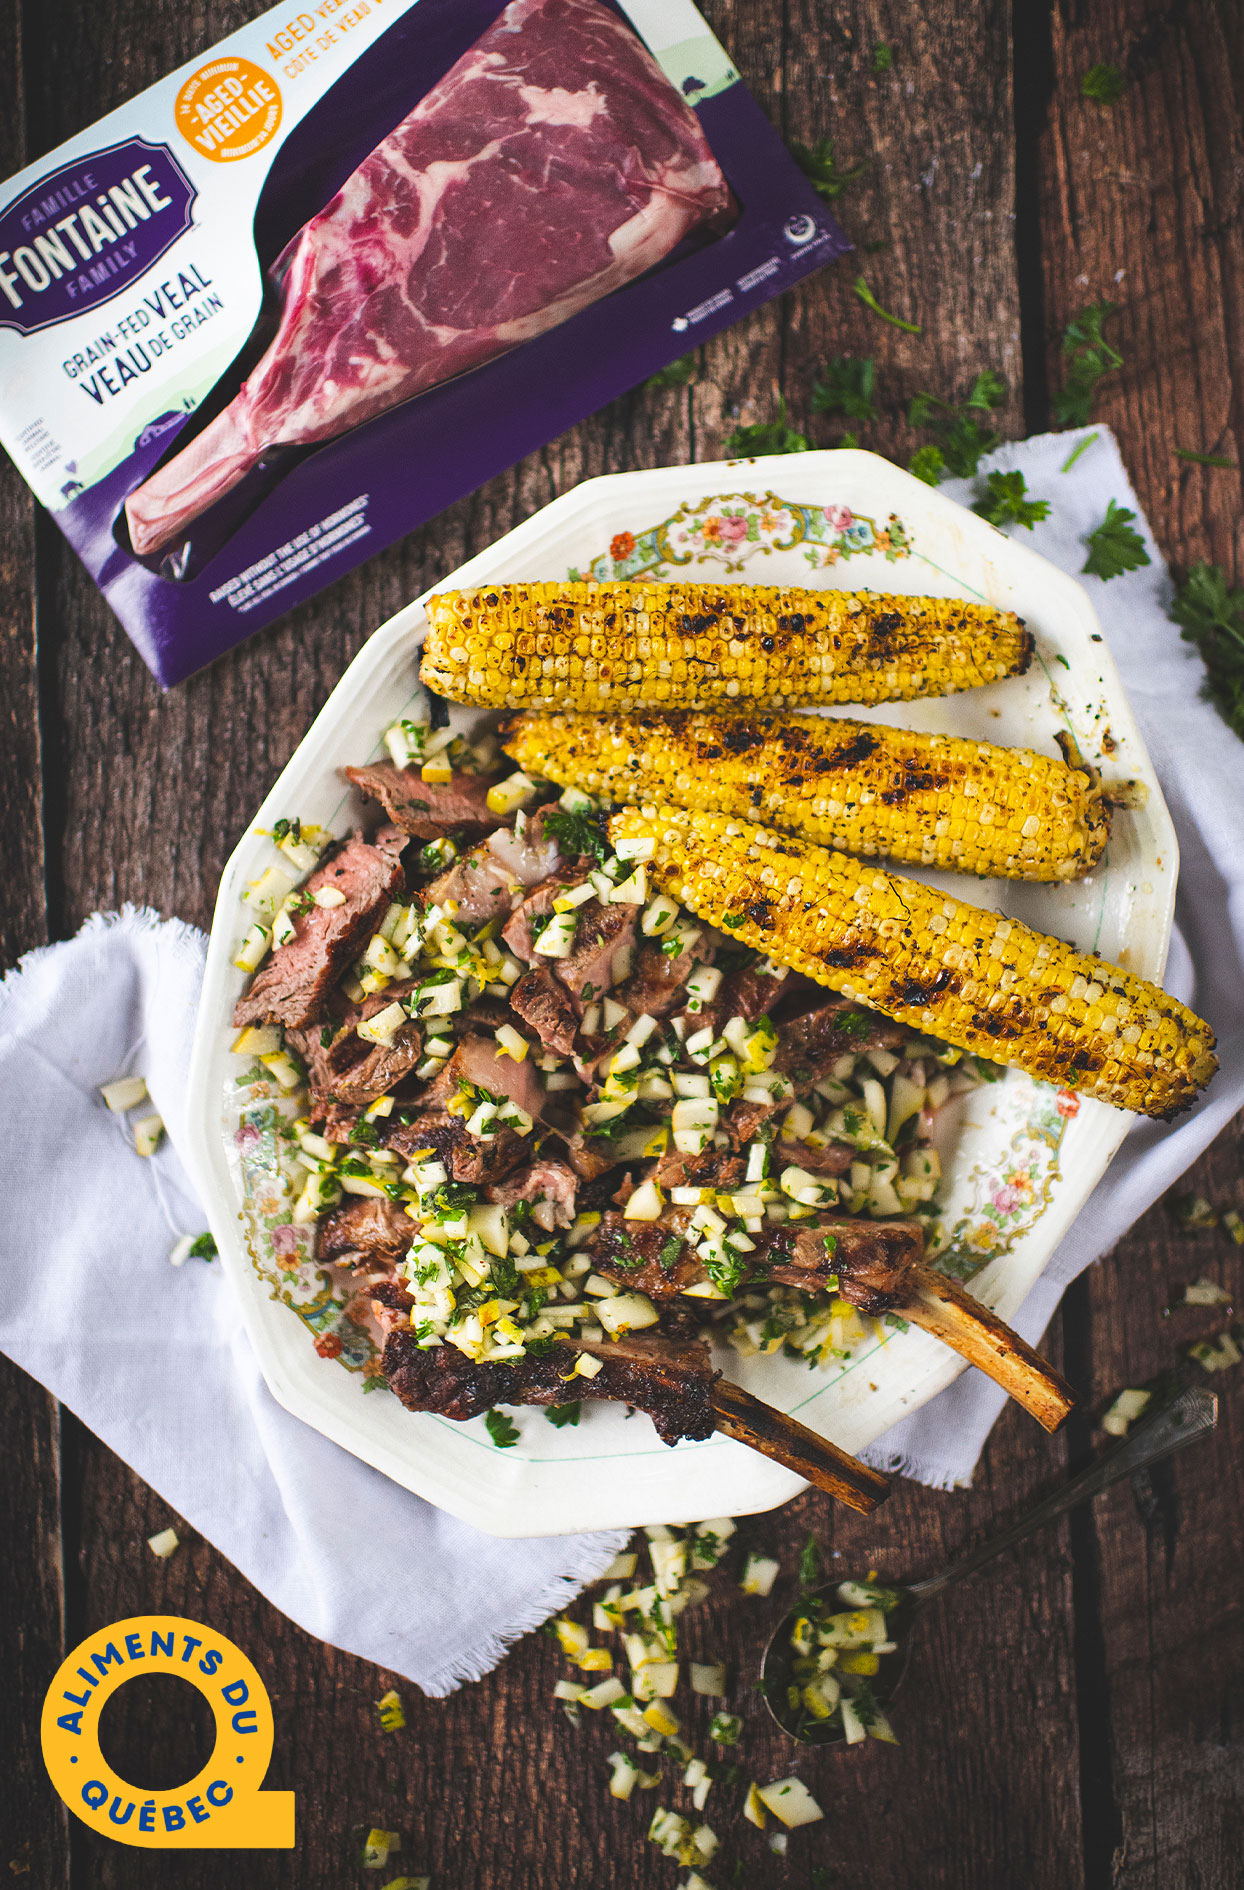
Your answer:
125,0 -> 735,555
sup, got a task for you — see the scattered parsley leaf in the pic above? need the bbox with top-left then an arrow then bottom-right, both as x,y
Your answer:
798,1532 -> 822,1594
1060,432 -> 1099,473
1081,62 -> 1126,104
908,373 -> 1005,477
720,910 -> 746,929
907,443 -> 945,486
1175,447 -> 1237,469
540,806 -> 609,863
484,1408 -> 520,1449
872,43 -> 893,72
971,470 -> 1051,531
657,1233 -> 684,1271
188,1233 -> 217,1261
789,135 -> 867,203
810,355 -> 877,426
964,368 -> 1008,412
1082,499 -> 1150,580
645,352 -> 697,392
723,396 -> 810,457
1169,561 -> 1244,740
545,1402 -> 581,1429
853,274 -> 921,333
1053,301 -> 1123,427
940,412 -> 1002,477
836,1009 -> 873,1041
1055,654 -> 1070,669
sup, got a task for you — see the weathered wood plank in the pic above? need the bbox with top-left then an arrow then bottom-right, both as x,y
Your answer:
780,0 -> 1025,459
0,4 -> 70,1883
14,0 -> 1221,1884
1041,6 -> 1244,1882
1040,0 -> 1244,580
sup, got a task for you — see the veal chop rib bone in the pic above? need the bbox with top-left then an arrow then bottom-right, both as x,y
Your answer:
375,1285 -> 888,1508
124,0 -> 735,556
590,1212 -> 1075,1431
378,1293 -> 717,1445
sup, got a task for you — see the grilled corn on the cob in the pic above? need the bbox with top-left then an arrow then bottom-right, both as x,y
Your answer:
503,709 -> 1109,882
421,581 -> 1033,711
608,804 -> 1216,1119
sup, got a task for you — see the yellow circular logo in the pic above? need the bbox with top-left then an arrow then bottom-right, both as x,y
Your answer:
174,57 -> 283,164
41,1616 -> 294,1848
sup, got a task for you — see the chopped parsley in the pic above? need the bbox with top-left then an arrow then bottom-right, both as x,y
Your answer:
788,135 -> 867,203
852,274 -> 921,334
722,397 -> 811,458
1060,432 -> 1098,473
822,1232 -> 838,1261
907,443 -> 946,487
607,1227 -> 645,1267
272,817 -> 301,843
1082,499 -> 1150,580
703,1241 -> 751,1298
187,1233 -> 217,1261
798,1531 -> 823,1594
541,806 -> 609,863
971,469 -> 1050,531
908,370 -> 1006,479
714,942 -> 759,974
349,1118 -> 381,1147
1170,562 -> 1244,740
1175,447 -> 1237,470
484,1409 -> 520,1449
545,1402 -> 581,1428
836,1008 -> 873,1041
1081,61 -> 1125,104
656,1234 -> 684,1272
320,1025 -> 334,1047
1053,301 -> 1122,428
489,1252 -> 521,1296
720,910 -> 746,930
434,1181 -> 478,1213
645,352 -> 697,391
811,355 -> 877,427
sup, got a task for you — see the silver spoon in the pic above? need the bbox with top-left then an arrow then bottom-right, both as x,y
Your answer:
761,1384 -> 1218,1744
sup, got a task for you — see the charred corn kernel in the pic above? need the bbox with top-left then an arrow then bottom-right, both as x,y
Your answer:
423,581 -> 1033,712
503,708 -> 1109,883
609,805 -> 1217,1120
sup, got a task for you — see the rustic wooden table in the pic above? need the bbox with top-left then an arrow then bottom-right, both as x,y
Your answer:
3,2 -> 1242,1886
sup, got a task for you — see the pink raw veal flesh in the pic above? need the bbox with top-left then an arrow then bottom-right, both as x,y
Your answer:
125,0 -> 735,555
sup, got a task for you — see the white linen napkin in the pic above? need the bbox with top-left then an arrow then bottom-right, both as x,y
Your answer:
864,426 -> 1244,1483
0,907 -> 626,1696
0,429 -> 1239,1695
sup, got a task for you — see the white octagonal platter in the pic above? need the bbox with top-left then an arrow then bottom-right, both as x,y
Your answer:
185,449 -> 1177,1537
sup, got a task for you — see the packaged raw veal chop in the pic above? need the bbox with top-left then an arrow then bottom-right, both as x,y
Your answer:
0,0 -> 848,685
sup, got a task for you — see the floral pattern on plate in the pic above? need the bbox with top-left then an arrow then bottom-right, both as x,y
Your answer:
570,490 -> 912,584
228,1066 -> 386,1384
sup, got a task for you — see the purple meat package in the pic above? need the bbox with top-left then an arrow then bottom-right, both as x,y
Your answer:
0,0 -> 848,684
